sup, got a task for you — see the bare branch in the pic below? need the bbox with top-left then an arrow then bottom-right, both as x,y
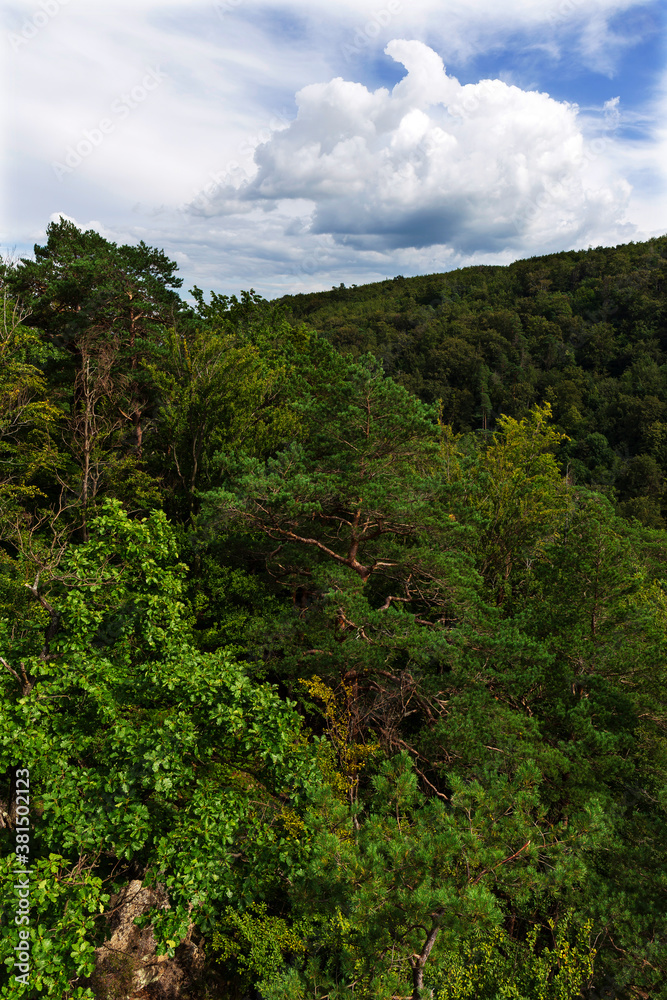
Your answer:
0,656 -> 34,697
378,594 -> 412,611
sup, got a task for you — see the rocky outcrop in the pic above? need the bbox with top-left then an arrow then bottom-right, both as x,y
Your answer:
83,880 -> 207,999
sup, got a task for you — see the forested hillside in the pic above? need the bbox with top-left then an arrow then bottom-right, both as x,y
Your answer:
280,237 -> 667,527
0,220 -> 666,1000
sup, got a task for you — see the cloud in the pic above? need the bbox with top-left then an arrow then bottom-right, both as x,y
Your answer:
245,0 -> 659,71
3,1 -> 663,294
190,40 -> 632,255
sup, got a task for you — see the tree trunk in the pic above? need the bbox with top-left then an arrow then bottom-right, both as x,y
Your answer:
410,922 -> 440,1000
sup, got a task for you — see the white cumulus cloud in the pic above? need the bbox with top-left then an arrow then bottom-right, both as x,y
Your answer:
190,40 -> 632,255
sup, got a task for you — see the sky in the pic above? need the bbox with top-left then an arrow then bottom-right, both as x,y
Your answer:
1,0 -> 666,298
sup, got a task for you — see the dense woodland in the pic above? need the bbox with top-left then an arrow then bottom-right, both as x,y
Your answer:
0,219 -> 666,999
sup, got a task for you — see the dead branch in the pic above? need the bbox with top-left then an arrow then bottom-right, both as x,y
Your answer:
0,656 -> 33,697
378,595 -> 412,611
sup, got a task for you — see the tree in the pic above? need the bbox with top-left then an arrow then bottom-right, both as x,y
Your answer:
216,753 -> 596,1000
144,323 -> 298,510
464,403 -> 571,605
0,282 -> 59,513
0,501 -> 321,997
6,219 -> 184,530
203,338 -> 473,593
200,339 -> 480,768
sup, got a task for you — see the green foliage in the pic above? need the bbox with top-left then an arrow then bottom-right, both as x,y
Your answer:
465,402 -> 571,602
0,853 -> 105,999
4,218 -> 184,522
7,218 -> 183,353
144,324 -> 298,501
212,903 -> 307,997
200,338 -> 480,689
0,503 -> 322,995
0,285 -> 60,511
2,224 -> 667,998
432,914 -> 595,1000
300,675 -> 381,804
279,236 -> 667,523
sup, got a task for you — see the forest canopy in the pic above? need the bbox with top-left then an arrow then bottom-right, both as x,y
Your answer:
0,219 -> 666,1000
280,236 -> 667,528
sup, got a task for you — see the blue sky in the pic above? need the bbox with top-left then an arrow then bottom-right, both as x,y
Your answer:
1,0 -> 665,298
